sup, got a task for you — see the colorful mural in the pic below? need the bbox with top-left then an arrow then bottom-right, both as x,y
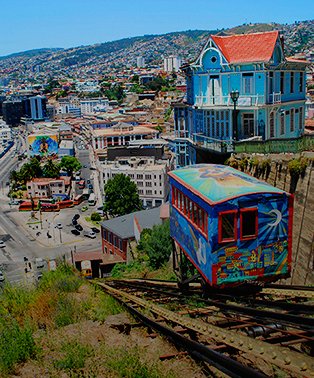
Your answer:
28,134 -> 58,157
169,164 -> 284,204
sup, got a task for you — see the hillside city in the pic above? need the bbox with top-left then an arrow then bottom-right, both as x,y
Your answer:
0,16 -> 314,378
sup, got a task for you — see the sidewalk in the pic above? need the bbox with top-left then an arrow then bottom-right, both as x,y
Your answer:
89,147 -> 103,208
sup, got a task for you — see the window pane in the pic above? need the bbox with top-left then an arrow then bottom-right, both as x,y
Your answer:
242,210 -> 257,238
221,213 -> 235,240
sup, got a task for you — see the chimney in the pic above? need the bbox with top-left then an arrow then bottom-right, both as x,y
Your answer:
280,35 -> 284,52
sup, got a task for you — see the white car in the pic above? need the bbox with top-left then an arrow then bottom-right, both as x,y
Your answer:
55,223 -> 63,229
0,240 -> 5,248
84,231 -> 96,239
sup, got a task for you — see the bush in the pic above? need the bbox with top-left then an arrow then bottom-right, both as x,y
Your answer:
54,341 -> 93,371
0,317 -> 37,375
91,212 -> 101,222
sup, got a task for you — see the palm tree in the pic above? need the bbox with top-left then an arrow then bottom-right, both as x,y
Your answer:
43,159 -> 60,178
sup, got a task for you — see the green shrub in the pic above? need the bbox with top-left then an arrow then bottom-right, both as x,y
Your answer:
53,295 -> 79,328
0,317 -> 37,375
54,341 -> 93,371
104,346 -> 175,378
91,212 -> 101,222
288,157 -> 308,177
90,290 -> 123,323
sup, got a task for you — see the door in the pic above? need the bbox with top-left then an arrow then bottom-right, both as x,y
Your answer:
242,113 -> 255,139
209,76 -> 220,104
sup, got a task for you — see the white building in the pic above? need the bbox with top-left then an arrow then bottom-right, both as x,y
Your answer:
80,98 -> 109,114
163,56 -> 182,72
137,56 -> 145,68
98,156 -> 169,208
0,121 -> 12,145
75,81 -> 100,93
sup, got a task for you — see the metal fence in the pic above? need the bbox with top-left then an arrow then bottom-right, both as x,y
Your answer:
235,135 -> 314,154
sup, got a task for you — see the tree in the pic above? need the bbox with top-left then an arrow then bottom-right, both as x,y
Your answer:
91,212 -> 101,222
104,174 -> 142,217
139,220 -> 172,269
59,156 -> 82,176
43,159 -> 60,178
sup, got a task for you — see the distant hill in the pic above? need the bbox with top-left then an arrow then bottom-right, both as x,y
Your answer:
0,21 -> 312,82
0,47 -> 63,60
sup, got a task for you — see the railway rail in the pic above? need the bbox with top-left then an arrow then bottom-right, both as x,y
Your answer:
95,279 -> 314,377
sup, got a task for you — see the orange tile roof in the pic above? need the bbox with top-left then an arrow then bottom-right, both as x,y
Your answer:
212,31 -> 279,64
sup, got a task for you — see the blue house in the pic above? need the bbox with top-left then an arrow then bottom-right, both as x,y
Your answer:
173,31 -> 309,167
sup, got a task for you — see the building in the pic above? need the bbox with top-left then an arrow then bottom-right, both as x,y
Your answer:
164,56 -> 182,72
0,121 -> 12,145
27,176 -> 71,199
100,205 -> 169,274
91,122 -> 160,151
2,100 -> 24,126
80,98 -> 109,114
58,123 -> 73,141
27,133 -> 59,157
137,56 -> 145,68
98,156 -> 169,208
173,31 -> 309,167
29,95 -> 47,120
58,140 -> 75,157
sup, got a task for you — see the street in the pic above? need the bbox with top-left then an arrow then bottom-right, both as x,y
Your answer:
0,133 -> 103,285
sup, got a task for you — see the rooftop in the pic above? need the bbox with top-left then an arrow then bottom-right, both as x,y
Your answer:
211,31 -> 279,64
92,125 -> 157,137
168,164 -> 285,204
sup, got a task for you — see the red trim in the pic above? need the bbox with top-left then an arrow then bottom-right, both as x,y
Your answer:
218,210 -> 237,243
287,194 -> 294,269
240,208 -> 258,241
172,188 -> 208,238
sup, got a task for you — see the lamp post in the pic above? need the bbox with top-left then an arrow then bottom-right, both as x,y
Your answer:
230,90 -> 239,142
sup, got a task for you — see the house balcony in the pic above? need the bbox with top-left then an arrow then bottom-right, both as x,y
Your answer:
192,133 -> 234,153
194,94 -> 265,108
268,92 -> 282,104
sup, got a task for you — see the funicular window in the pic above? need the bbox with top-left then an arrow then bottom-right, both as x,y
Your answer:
172,186 -> 207,235
218,211 -> 237,243
240,208 -> 258,240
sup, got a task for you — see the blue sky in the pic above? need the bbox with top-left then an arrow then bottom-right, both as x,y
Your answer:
0,0 -> 312,56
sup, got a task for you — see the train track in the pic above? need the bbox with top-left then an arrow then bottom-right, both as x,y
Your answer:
95,279 -> 314,377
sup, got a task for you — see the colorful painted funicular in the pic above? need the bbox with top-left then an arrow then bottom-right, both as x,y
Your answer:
168,164 -> 293,288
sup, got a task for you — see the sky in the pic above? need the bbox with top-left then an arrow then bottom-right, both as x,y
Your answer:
0,0 -> 313,56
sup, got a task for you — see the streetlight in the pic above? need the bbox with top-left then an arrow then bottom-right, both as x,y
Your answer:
230,90 -> 240,142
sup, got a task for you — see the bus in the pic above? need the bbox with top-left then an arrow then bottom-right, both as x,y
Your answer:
19,201 -> 34,211
78,180 -> 85,189
73,194 -> 84,206
88,193 -> 96,206
58,200 -> 74,209
41,203 -> 60,212
82,188 -> 90,200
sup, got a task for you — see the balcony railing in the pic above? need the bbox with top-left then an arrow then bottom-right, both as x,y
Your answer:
195,94 -> 265,107
268,92 -> 282,104
192,133 -> 234,153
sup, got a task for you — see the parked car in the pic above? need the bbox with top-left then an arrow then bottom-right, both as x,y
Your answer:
72,219 -> 78,226
55,223 -> 63,229
84,231 -> 96,239
71,229 -> 80,236
73,214 -> 80,220
81,206 -> 88,212
91,227 -> 100,234
35,258 -> 45,269
90,167 -> 96,170
0,270 -> 4,282
87,179 -> 91,184
75,224 -> 83,231
0,240 -> 6,248
88,184 -> 93,189
9,200 -> 19,205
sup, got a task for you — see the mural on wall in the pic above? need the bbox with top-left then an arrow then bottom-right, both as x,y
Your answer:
28,135 -> 58,157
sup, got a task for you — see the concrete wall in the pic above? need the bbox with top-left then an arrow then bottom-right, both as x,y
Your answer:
237,154 -> 314,285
